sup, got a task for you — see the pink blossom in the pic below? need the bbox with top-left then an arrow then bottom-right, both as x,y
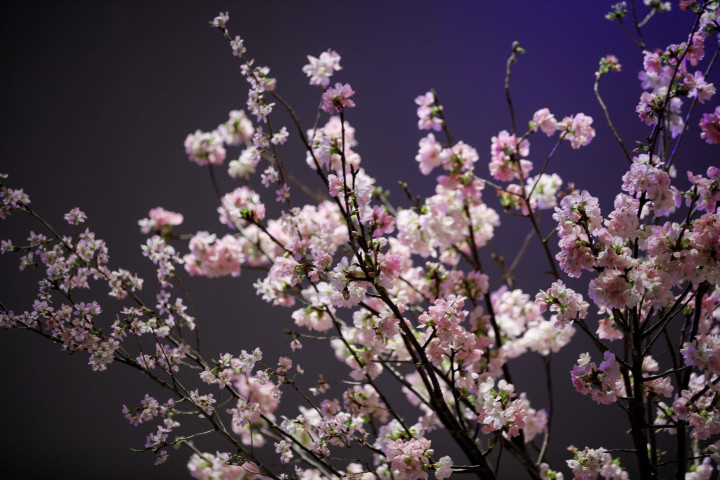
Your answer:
218,109 -> 254,146
588,268 -> 638,309
566,446 -> 611,480
673,374 -> 720,440
321,83 -> 356,113
522,317 -> 576,356
699,106 -> 720,144
447,141 -> 479,173
230,35 -> 245,57
218,186 -> 266,228
343,384 -> 388,423
605,193 -> 639,239
477,378 -> 528,437
138,207 -> 184,234
687,167 -> 720,212
489,130 -> 531,181
415,133 -> 443,175
435,456 -> 453,480
553,190 -> 602,277
532,173 -> 563,209
570,352 -> 625,405
384,437 -> 433,480
184,129 -> 226,166
64,207 -> 87,226
685,71 -> 716,103
415,91 -> 443,131
370,205 -> 395,238
183,232 -> 244,278
188,452 -> 266,480
636,91 -> 663,126
535,280 -> 589,329
621,154 -> 678,216
302,49 -> 342,88
210,12 -> 229,30
531,108 -> 557,136
597,317 -> 623,341
688,33 -> 706,66
558,113 -> 595,149
598,54 -> 622,74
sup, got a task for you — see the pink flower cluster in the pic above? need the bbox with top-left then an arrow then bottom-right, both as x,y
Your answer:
188,452 -> 266,480
682,334 -> 720,375
184,129 -> 227,166
183,232 -> 245,278
138,207 -> 184,235
302,49 -> 342,88
218,186 -> 266,228
384,437 -> 434,480
636,34 -> 716,138
558,113 -> 596,149
566,446 -> 628,480
535,280 -> 589,329
700,105 -> 720,144
218,109 -> 254,146
476,378 -> 529,438
321,82 -> 356,114
489,130 -> 531,181
552,190 -> 602,278
570,352 -> 625,405
418,295 -> 484,367
621,154 -> 678,216
670,373 -> 720,440
415,91 -> 443,131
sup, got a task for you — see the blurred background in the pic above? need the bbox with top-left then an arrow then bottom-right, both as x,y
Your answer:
0,1 -> 716,478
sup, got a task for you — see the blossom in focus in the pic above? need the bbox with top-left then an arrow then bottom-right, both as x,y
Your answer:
489,130 -> 531,181
558,113 -> 595,149
321,83 -> 356,113
302,49 -> 342,88
570,352 -> 625,404
535,280 -> 589,329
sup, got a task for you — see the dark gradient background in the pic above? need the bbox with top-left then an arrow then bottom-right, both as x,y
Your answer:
0,2 -> 717,479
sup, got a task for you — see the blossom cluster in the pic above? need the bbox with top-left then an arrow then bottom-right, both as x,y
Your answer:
2,3 -> 720,480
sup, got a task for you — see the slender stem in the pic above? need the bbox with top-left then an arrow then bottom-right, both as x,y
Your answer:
595,74 -> 633,163
536,354 -> 553,465
504,43 -> 521,135
630,0 -> 648,48
208,163 -> 222,199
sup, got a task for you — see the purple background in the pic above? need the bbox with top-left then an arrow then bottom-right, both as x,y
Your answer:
0,1 -> 716,478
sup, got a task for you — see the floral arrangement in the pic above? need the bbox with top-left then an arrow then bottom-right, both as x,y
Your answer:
2,2 -> 720,479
